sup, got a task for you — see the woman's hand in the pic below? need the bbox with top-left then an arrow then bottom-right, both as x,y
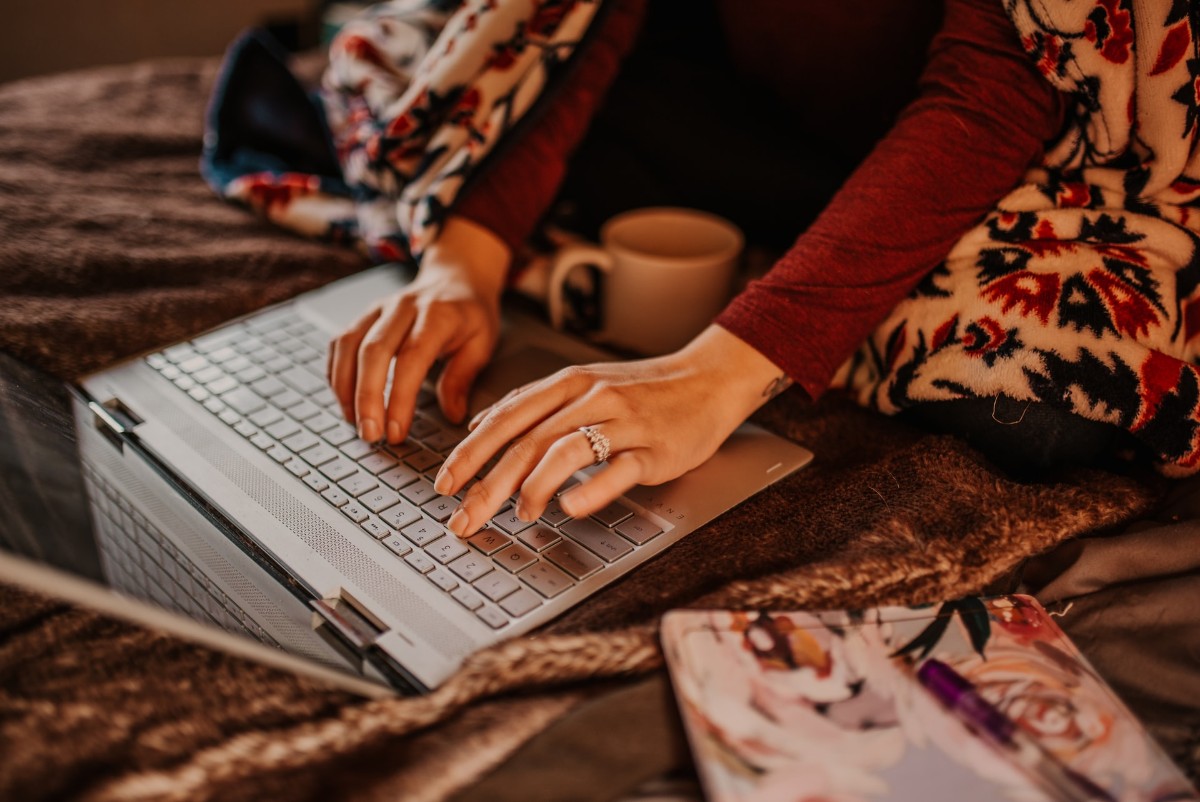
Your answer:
327,217 -> 510,444
434,325 -> 792,537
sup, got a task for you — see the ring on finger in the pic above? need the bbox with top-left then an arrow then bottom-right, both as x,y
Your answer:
578,425 -> 611,464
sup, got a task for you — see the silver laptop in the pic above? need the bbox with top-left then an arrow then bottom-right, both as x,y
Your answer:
65,264 -> 813,693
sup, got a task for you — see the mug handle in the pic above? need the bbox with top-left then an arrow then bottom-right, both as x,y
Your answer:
547,243 -> 614,331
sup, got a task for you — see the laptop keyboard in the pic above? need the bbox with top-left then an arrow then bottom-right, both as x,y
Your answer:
84,463 -> 280,648
142,305 -> 666,631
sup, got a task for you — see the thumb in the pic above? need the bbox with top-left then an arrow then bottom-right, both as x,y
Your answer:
436,336 -> 492,424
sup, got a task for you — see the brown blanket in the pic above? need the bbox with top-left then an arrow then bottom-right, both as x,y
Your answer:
0,59 -> 1194,800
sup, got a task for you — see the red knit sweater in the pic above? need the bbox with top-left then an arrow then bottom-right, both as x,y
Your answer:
455,0 -> 1063,400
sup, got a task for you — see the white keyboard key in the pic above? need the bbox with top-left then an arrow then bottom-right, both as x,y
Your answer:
340,502 -> 369,523
562,518 -> 633,563
426,536 -> 469,564
339,472 -> 379,498
359,452 -> 398,475
499,589 -> 541,617
321,487 -> 350,508
401,520 -> 445,546
517,523 -> 561,553
405,551 -> 436,574
320,457 -> 358,482
451,586 -> 484,611
475,606 -> 508,629
448,553 -> 494,583
615,515 -> 663,545
381,501 -> 422,531
361,518 -> 391,539
427,568 -> 459,592
493,543 -> 538,573
474,571 -> 519,602
361,487 -> 400,513
300,443 -> 339,467
469,530 -> 512,556
379,464 -> 421,490
421,495 -> 458,522
520,562 -> 573,599
382,534 -> 412,557
303,473 -> 330,493
305,411 -> 339,434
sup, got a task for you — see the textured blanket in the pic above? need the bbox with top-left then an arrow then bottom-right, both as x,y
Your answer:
0,58 -> 1194,800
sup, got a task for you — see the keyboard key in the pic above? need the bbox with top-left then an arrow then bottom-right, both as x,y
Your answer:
361,487 -> 400,513
206,376 -> 238,396
234,365 -> 267,384
341,502 -> 369,523
222,355 -> 252,374
303,473 -> 330,493
448,553 -> 493,583
359,451 -> 398,475
249,407 -> 283,428
405,448 -> 442,472
320,457 -> 358,482
381,501 -> 422,531
262,355 -> 292,374
192,365 -> 224,385
409,416 -> 440,439
289,400 -> 320,421
250,376 -> 286,397
146,353 -> 168,369
163,343 -> 197,363
325,423 -> 357,446
402,519 -> 445,546
475,606 -> 508,629
520,562 -> 573,598
540,501 -> 571,527
474,571 -> 519,602
400,479 -> 438,506
379,464 -> 421,490
382,534 -> 412,556
426,536 -> 469,564
178,355 -> 211,374
493,543 -> 538,573
191,330 -> 241,354
322,487 -> 350,508
249,433 -> 275,450
233,420 -> 257,438
499,589 -> 541,617
556,476 -> 581,496
301,443 -> 339,467
218,408 -> 241,426
187,385 -> 210,402
339,472 -> 379,498
271,388 -> 304,409
262,327 -> 291,344
174,375 -> 197,391
421,495 -> 458,523
223,387 -> 266,415
384,439 -> 421,459
451,586 -> 484,611
591,501 -> 634,528
341,438 -> 375,460
361,518 -> 391,539
311,387 -> 337,407
206,345 -> 239,364
427,568 -> 459,592
423,428 -> 465,453
516,523 -> 560,553
279,366 -> 325,395
615,515 -> 663,545
293,345 -> 322,364
492,509 -> 534,536
562,518 -> 633,563
545,540 -> 603,579
468,530 -> 512,556
159,364 -> 181,381
265,419 -> 301,441
285,459 -> 310,478
305,411 -> 339,434
281,431 -> 319,453
405,551 -> 436,574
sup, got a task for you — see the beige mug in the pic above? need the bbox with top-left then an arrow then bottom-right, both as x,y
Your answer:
547,207 -> 744,355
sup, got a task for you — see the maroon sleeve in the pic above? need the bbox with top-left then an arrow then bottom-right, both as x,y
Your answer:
714,0 -> 1064,401
452,0 -> 646,255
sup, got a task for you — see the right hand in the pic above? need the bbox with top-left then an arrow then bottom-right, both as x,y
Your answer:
327,217 -> 510,444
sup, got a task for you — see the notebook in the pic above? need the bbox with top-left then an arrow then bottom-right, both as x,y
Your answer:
54,263 -> 812,694
661,596 -> 1197,802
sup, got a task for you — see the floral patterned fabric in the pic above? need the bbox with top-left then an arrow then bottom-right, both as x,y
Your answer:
842,0 -> 1200,474
204,0 -> 604,263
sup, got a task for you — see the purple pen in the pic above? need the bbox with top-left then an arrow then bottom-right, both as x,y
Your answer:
917,658 -> 1116,802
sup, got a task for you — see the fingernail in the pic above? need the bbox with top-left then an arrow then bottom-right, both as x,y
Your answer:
447,507 -> 469,537
359,418 -> 381,443
433,466 -> 453,495
387,421 -> 402,443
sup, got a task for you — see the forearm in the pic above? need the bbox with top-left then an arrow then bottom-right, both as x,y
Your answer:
716,0 -> 1063,401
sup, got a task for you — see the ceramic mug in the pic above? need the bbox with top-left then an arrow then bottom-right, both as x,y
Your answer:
547,207 -> 743,355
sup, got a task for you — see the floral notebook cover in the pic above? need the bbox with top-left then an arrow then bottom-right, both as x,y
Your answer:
661,596 -> 1197,802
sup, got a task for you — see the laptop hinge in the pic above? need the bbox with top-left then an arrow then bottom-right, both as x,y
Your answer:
88,397 -> 143,451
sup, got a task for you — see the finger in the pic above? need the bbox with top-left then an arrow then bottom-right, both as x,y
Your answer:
558,451 -> 643,519
515,423 -> 625,521
446,406 -> 627,537
435,333 -> 493,425
329,306 -> 382,424
353,301 -> 417,443
436,370 -> 584,497
467,381 -> 533,431
382,311 -> 456,444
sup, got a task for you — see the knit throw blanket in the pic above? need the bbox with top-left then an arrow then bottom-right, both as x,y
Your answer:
203,0 -> 603,262
845,0 -> 1200,476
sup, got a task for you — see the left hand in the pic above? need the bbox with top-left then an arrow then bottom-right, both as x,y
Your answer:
433,325 -> 792,537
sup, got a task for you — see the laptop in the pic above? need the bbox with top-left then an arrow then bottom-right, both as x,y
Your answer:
37,264 -> 812,694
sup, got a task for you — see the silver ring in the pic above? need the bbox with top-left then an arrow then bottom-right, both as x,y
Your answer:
578,425 -> 611,464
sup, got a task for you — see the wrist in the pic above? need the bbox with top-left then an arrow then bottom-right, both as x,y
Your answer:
680,325 -> 792,419
422,216 -> 512,301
